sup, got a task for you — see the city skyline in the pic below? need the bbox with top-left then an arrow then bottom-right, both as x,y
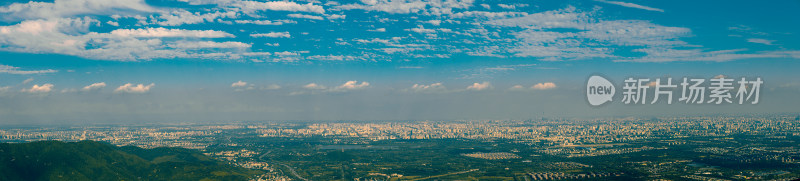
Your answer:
2,115 -> 798,180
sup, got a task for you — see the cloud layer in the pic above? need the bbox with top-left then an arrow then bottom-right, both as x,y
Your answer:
0,0 -> 794,63
114,83 -> 155,93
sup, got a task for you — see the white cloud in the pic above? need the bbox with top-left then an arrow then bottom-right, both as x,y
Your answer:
367,28 -> 386,32
509,85 -> 525,91
509,82 -> 557,91
531,82 -> 557,90
288,13 -> 324,20
616,48 -> 800,62
404,82 -> 448,93
175,0 -> 234,5
250,32 -> 291,38
0,64 -> 57,74
114,83 -> 154,93
155,10 -> 238,26
303,83 -> 327,90
466,81 -> 492,91
497,4 -> 522,9
327,14 -> 346,20
110,27 -> 234,38
22,83 -> 54,93
274,51 -> 300,56
485,7 -> 692,60
406,25 -> 436,33
747,38 -> 774,45
380,47 -> 423,54
233,1 -> 325,14
424,20 -> 441,26
354,38 -> 392,44
81,82 -> 106,91
22,78 -> 34,84
486,7 -> 588,29
594,0 -> 664,12
168,41 -> 251,49
0,18 -> 159,61
581,20 -> 690,46
450,11 -> 527,19
307,55 -> 362,61
231,80 -> 257,91
0,0 -> 156,21
231,80 -> 248,88
337,0 -> 472,15
299,81 -> 370,93
0,0 -> 793,65
235,19 -> 296,25
728,25 -> 768,36
330,81 -> 370,92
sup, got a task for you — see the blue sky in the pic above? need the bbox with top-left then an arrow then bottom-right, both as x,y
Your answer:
0,0 -> 799,123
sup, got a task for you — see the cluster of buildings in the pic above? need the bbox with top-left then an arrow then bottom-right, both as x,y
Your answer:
3,116 -> 797,150
540,146 -> 662,157
527,172 -> 621,180
0,125 -> 237,149
461,152 -> 521,159
252,115 -> 800,146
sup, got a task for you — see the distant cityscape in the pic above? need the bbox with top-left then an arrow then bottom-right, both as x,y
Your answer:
2,114 -> 799,180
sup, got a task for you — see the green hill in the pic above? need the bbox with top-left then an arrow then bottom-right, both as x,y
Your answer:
0,140 -> 262,181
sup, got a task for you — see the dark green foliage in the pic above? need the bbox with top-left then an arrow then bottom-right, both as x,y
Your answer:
0,140 -> 262,181
325,150 -> 355,162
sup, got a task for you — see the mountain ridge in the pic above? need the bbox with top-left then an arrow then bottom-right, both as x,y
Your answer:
0,140 -> 262,181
